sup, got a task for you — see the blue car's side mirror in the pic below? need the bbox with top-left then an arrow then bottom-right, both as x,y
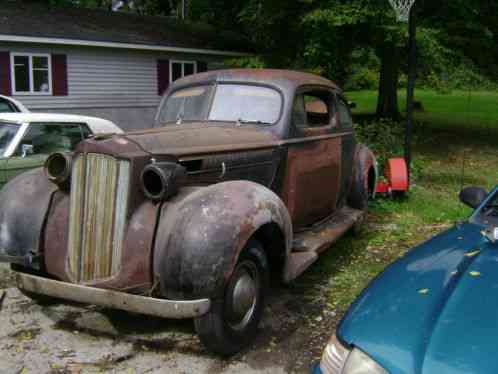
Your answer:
459,186 -> 487,209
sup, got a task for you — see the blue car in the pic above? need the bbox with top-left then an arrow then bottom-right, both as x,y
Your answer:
314,186 -> 498,374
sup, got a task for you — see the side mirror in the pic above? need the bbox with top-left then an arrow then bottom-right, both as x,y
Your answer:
459,186 -> 487,209
348,101 -> 357,109
21,144 -> 34,158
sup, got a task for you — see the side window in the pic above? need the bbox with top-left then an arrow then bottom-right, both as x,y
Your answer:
15,123 -> 85,156
292,89 -> 336,129
292,94 -> 307,128
80,124 -> 92,139
0,99 -> 16,113
337,97 -> 353,128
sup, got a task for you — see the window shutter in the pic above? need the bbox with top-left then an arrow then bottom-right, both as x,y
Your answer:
197,61 -> 208,73
52,54 -> 68,96
0,52 -> 12,96
157,59 -> 170,96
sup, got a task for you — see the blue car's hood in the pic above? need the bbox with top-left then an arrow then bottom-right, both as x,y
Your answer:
338,222 -> 498,374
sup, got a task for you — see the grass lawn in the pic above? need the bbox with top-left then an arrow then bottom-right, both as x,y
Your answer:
296,89 -> 498,321
348,89 -> 498,133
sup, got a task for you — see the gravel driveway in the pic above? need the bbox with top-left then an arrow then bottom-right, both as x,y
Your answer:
0,264 -> 334,374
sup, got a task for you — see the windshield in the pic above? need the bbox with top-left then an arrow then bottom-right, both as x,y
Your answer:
158,84 -> 282,125
0,122 -> 20,156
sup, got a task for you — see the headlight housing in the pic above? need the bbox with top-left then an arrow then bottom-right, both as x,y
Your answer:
319,335 -> 388,374
141,161 -> 186,201
45,152 -> 72,188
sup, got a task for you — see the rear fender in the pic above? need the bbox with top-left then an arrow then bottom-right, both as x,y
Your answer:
350,144 -> 378,203
153,181 -> 292,300
0,168 -> 57,268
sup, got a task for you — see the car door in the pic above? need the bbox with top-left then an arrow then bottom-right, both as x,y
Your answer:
281,87 -> 342,228
4,123 -> 88,182
335,94 -> 357,206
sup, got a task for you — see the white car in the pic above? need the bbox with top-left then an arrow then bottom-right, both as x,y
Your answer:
0,113 -> 123,188
0,95 -> 29,113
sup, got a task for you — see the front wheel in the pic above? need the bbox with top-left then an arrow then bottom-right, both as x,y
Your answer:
194,239 -> 269,356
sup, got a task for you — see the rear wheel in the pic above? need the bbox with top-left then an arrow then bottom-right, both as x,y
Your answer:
349,167 -> 372,236
194,239 -> 269,356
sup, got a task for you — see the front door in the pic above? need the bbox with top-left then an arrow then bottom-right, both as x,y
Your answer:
281,87 -> 343,228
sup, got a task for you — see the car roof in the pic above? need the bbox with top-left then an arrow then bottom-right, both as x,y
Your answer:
0,95 -> 29,113
172,69 -> 340,92
0,113 -> 123,134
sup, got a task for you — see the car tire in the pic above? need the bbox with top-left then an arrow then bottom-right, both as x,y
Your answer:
194,239 -> 269,356
349,167 -> 371,237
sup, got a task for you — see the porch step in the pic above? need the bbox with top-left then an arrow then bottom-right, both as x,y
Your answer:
284,206 -> 364,282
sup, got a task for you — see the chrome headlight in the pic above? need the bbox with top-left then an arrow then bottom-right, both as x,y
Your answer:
320,335 -> 388,374
45,152 -> 72,188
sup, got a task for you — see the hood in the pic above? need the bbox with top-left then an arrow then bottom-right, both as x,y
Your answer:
338,222 -> 498,374
94,123 -> 279,158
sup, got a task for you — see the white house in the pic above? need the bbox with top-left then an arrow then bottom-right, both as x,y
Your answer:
0,1 -> 249,130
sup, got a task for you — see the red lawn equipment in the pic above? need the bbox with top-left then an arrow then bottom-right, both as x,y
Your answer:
376,158 -> 409,196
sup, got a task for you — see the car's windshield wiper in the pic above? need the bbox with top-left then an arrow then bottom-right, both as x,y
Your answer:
236,119 -> 272,126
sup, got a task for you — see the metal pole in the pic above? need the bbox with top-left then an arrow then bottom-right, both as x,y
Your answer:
404,6 -> 417,179
181,0 -> 186,19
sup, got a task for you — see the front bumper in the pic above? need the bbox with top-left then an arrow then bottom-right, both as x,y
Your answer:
15,272 -> 211,319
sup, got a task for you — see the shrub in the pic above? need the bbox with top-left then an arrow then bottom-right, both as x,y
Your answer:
354,119 -> 405,168
354,119 -> 429,182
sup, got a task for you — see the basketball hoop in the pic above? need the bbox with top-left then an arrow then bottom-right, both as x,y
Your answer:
388,0 -> 416,22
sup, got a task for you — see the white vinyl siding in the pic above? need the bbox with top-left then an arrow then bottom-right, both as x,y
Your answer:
12,48 -> 161,109
0,43 -> 218,129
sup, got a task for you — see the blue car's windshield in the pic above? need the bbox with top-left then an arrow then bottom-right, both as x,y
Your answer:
158,84 -> 282,125
0,122 -> 20,157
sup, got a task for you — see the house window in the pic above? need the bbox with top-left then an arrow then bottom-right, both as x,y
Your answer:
170,61 -> 197,82
11,54 -> 52,95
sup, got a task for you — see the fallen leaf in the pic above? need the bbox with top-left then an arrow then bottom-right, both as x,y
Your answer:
418,288 -> 430,294
469,271 -> 481,277
465,250 -> 481,257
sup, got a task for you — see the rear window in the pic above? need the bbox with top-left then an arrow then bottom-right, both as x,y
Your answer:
15,123 -> 87,156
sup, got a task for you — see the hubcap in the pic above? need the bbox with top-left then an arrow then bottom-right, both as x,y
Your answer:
227,261 -> 259,331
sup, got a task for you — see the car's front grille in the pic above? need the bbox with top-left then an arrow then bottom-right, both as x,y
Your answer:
67,153 -> 130,283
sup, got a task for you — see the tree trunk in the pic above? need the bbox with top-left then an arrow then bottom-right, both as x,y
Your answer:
376,41 -> 400,120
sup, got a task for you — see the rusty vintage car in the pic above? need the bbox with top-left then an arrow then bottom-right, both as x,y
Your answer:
0,69 -> 377,355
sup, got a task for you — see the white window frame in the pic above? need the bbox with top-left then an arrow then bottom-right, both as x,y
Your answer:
10,53 -> 53,96
169,60 -> 197,83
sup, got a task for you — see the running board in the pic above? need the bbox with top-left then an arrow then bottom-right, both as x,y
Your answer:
283,206 -> 364,283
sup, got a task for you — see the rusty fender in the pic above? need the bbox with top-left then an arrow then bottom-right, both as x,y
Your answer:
0,168 -> 57,269
153,181 -> 292,300
348,144 -> 378,208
